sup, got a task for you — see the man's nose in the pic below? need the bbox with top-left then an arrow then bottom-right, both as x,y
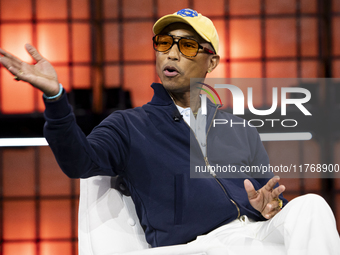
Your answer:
167,42 -> 180,60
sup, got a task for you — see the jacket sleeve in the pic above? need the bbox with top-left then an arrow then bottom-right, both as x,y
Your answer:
43,91 -> 130,178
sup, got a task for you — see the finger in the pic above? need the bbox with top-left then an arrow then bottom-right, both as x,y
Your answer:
263,207 -> 281,219
271,184 -> 286,198
0,48 -> 10,56
262,200 -> 281,219
0,48 -> 24,68
0,58 -> 19,75
263,176 -> 280,192
0,48 -> 6,56
0,48 -> 22,62
244,179 -> 258,200
0,58 -> 28,82
25,43 -> 43,62
0,54 -> 27,75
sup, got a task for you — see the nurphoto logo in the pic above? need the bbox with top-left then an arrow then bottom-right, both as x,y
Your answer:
195,78 -> 312,129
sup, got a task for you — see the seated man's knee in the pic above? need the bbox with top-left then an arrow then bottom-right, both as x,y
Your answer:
289,194 -> 332,217
301,193 -> 326,204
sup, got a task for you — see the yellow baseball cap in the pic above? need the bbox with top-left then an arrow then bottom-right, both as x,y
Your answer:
153,8 -> 219,54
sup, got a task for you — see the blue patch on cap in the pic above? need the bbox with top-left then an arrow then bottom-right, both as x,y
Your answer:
176,9 -> 198,17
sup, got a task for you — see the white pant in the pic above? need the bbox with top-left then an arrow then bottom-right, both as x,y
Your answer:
187,194 -> 340,255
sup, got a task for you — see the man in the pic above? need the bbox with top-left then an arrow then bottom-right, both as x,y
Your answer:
1,8 -> 339,254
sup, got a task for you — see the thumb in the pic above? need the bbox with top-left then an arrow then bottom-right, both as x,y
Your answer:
25,43 -> 43,62
244,179 -> 257,200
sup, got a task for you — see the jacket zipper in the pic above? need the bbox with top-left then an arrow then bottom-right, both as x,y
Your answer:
183,105 -> 241,219
204,107 -> 241,219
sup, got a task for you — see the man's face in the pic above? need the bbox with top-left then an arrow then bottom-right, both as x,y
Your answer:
155,23 -> 217,93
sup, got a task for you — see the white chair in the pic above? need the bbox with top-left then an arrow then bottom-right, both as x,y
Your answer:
78,175 -> 232,255
78,176 -> 286,255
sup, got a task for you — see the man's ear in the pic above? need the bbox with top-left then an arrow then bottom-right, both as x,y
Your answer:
207,54 -> 220,73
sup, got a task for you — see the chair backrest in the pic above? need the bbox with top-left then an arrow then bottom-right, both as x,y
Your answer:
78,176 -> 150,255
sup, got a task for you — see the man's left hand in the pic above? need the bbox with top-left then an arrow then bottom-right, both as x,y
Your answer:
244,176 -> 285,219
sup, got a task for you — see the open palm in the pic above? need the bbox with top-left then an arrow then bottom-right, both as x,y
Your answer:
0,43 -> 59,97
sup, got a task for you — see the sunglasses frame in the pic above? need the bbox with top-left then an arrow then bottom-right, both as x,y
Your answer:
152,34 -> 215,58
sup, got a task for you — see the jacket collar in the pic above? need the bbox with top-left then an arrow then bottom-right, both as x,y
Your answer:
149,82 -> 220,112
206,99 -> 220,128
149,83 -> 174,106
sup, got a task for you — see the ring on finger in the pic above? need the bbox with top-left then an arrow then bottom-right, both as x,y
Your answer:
19,70 -> 24,75
273,197 -> 283,209
13,76 -> 20,81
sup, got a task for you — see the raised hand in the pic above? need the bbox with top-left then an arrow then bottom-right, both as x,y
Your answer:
0,43 -> 60,97
244,176 -> 285,219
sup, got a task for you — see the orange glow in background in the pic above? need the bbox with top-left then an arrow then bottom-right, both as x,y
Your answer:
1,0 -> 340,254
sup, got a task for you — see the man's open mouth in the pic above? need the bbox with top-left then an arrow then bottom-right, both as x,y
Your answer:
163,66 -> 179,77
